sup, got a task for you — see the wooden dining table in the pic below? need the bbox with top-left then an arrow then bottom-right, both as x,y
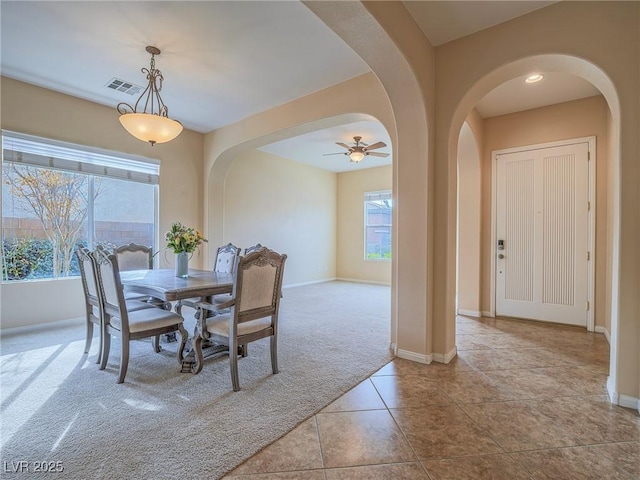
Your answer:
120,268 -> 234,372
120,268 -> 233,303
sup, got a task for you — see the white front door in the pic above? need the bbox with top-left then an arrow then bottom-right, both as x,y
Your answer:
495,142 -> 590,326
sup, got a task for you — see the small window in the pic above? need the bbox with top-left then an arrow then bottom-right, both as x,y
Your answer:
2,131 -> 159,282
364,190 -> 392,261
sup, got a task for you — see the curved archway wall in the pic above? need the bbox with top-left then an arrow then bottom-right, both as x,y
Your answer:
436,2 -> 639,407
203,73 -> 401,346
305,2 -> 436,362
457,117 -> 483,317
205,0 -> 435,362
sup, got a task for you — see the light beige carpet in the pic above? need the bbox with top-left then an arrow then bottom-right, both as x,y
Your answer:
0,281 -> 392,479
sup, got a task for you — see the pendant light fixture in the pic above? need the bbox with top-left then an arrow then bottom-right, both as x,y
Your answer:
117,46 -> 183,146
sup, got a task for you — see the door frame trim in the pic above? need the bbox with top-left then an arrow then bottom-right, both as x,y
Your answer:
490,136 -> 596,331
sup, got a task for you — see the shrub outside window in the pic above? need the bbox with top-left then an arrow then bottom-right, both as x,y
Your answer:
364,190 -> 392,261
2,131 -> 158,282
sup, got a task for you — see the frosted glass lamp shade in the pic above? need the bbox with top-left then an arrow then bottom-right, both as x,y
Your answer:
349,151 -> 365,163
119,113 -> 183,146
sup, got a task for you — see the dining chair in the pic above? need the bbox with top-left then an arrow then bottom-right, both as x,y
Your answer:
75,246 -> 104,364
92,247 -> 188,384
76,246 -> 157,364
194,247 -> 287,391
176,242 -> 240,317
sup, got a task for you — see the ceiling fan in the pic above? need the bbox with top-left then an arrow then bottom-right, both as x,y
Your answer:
323,136 -> 389,163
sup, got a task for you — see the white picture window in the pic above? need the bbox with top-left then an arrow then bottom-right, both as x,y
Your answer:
2,131 -> 159,282
364,190 -> 392,261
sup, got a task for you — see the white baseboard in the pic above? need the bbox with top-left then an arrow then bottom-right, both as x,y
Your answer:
607,377 -> 617,403
283,277 -> 391,289
283,278 -> 336,289
457,309 -> 481,318
594,326 -> 611,344
482,311 -> 495,318
618,394 -> 640,412
336,277 -> 391,286
607,377 -> 640,413
0,316 -> 84,336
620,394 -> 640,413
432,346 -> 457,364
396,348 -> 432,364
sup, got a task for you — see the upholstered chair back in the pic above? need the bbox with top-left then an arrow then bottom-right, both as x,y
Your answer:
214,243 -> 240,274
115,243 -> 153,271
233,249 -> 286,322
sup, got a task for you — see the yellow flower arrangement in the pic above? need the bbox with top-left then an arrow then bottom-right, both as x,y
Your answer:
165,222 -> 207,254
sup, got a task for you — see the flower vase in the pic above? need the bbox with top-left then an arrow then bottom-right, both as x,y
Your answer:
175,252 -> 189,278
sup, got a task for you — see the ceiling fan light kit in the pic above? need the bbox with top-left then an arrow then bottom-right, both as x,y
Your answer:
323,135 -> 389,164
349,151 -> 365,163
116,46 -> 183,146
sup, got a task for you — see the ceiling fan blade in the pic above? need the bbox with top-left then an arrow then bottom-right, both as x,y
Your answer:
322,152 -> 347,156
335,142 -> 351,149
364,141 -> 387,151
367,152 -> 389,158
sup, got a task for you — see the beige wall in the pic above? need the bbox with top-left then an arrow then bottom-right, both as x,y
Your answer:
337,165 -> 392,284
1,77 -> 204,328
481,96 -> 610,328
223,149 -> 337,286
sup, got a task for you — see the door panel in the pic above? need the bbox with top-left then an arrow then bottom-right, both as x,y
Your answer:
503,157 -> 535,303
496,143 -> 589,326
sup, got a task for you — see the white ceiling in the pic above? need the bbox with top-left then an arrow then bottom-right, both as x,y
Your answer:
0,1 -> 370,133
404,1 -> 558,46
1,1 -> 601,173
476,71 -> 600,118
260,120 -> 392,173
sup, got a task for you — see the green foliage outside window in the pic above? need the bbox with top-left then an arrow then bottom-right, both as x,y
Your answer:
2,237 -> 81,281
365,251 -> 392,260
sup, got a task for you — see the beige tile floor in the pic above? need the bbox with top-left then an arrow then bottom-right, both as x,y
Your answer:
223,316 -> 640,479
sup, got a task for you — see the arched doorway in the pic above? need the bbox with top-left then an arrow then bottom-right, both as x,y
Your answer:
208,115 -> 393,287
447,54 -> 624,402
205,0 -> 433,364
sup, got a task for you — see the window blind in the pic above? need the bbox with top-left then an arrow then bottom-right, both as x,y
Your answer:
2,131 -> 160,185
364,191 -> 392,202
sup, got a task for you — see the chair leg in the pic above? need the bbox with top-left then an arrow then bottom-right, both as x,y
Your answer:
95,324 -> 103,365
84,320 -> 93,354
270,335 -> 279,374
117,337 -> 130,384
152,335 -> 161,353
230,338 -> 240,391
191,336 -> 205,374
176,324 -> 188,364
100,332 -> 111,370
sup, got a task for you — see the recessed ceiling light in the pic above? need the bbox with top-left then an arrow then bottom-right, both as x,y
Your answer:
525,73 -> 544,84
